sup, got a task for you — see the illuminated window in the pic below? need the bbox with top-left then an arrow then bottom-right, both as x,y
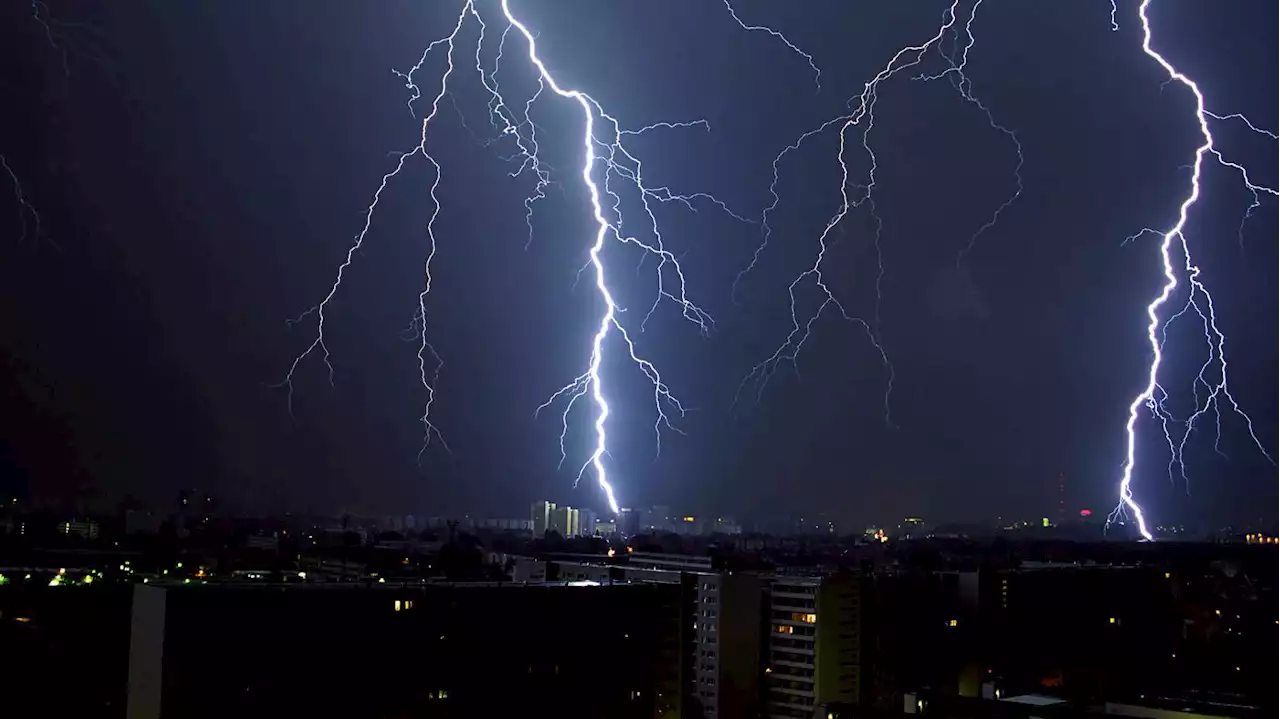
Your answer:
791,612 -> 817,623
1108,617 -> 1116,624
394,600 -> 402,612
775,624 -> 794,634
948,619 -> 958,627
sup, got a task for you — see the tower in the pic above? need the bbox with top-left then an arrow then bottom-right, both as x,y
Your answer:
1058,471 -> 1066,526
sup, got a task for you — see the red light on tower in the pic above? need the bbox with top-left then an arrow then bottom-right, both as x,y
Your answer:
1079,509 -> 1092,518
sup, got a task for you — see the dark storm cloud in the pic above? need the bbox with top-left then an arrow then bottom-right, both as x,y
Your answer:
927,265 -> 988,323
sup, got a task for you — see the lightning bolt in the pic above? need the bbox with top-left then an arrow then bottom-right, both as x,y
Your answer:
1108,0 -> 1278,540
1,154 -> 41,244
30,1 -> 70,78
275,4 -> 467,453
735,0 -> 1021,427
281,0 -> 744,513
5,0 -> 91,250
721,1 -> 821,91
507,0 -> 753,515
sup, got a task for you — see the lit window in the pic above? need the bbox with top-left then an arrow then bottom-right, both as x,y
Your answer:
1108,617 -> 1116,624
791,612 -> 817,623
948,619 -> 958,627
395,600 -> 402,612
776,624 -> 794,634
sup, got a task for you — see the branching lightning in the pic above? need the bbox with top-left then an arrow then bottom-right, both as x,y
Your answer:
734,0 -> 1022,426
280,0 -> 747,513
276,5 -> 466,453
272,0 -> 1272,527
1108,0 -> 1278,540
4,0 -> 99,251
30,0 -> 70,78
721,1 -> 821,91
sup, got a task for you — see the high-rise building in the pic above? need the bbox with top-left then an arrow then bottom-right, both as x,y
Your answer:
692,572 -> 766,719
547,553 -> 766,719
531,501 -> 555,536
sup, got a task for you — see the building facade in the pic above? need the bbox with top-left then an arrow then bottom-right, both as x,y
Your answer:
530,500 -> 555,536
766,575 -> 866,719
126,581 -> 681,718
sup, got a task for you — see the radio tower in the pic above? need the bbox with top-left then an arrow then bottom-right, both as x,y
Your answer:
1058,470 -> 1066,526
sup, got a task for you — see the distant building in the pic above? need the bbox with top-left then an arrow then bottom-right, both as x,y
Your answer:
579,508 -> 598,537
60,519 -> 99,540
711,517 -> 743,535
243,534 -> 279,551
629,552 -> 713,573
646,505 -> 673,533
530,501 -> 555,536
896,517 -> 926,539
125,510 -> 163,535
550,506 -> 580,537
477,517 -> 534,532
618,508 -> 642,537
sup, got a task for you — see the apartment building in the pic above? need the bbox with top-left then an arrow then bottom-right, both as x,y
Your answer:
766,574 -> 865,719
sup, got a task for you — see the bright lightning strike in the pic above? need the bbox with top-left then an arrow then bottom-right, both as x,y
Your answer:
281,0 -> 745,514
1108,0 -> 1278,541
735,0 -> 1021,426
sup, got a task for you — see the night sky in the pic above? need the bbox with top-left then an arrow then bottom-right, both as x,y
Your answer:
1,1 -> 1275,529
